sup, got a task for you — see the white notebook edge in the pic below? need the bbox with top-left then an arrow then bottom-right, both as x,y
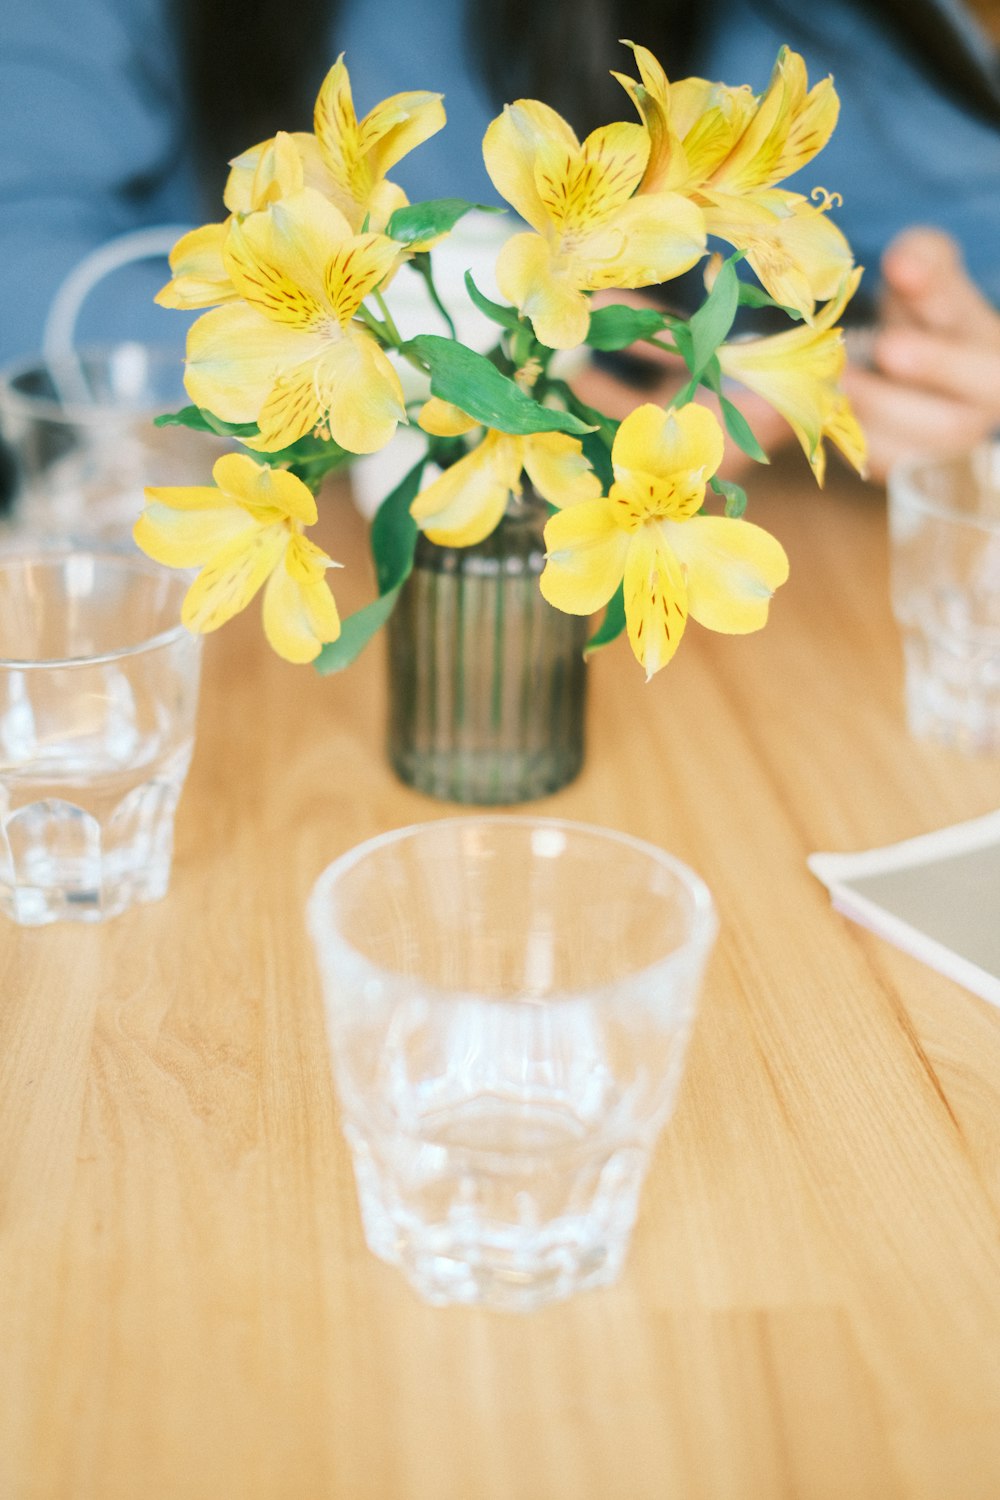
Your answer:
808,808 -> 1000,1011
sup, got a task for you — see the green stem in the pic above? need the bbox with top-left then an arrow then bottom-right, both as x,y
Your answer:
374,290 -> 403,346
644,334 -> 682,356
357,305 -> 391,341
411,255 -> 458,341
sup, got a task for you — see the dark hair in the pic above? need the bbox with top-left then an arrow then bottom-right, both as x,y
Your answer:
173,0 -> 707,199
174,0 -> 1000,203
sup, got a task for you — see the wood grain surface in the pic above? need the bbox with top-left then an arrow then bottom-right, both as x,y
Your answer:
2,458 -> 999,1500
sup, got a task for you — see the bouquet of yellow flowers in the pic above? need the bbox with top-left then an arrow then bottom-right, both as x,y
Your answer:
136,42 -> 865,682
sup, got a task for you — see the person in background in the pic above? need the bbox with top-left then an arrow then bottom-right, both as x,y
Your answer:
1,0 -> 999,482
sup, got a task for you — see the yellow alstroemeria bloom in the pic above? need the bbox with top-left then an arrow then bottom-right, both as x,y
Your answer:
134,453 -> 341,664
410,397 -> 602,547
618,44 -> 852,320
718,267 -> 867,484
483,100 -> 706,350
226,56 -> 444,234
157,133 -> 306,311
540,402 -> 789,678
184,188 -> 406,454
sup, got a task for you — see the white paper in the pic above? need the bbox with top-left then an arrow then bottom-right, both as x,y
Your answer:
808,810 -> 1000,1009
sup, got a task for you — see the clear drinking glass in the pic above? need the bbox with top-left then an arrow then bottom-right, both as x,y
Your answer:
0,548 -> 202,924
0,344 -> 223,541
308,817 -> 717,1311
888,444 -> 1000,754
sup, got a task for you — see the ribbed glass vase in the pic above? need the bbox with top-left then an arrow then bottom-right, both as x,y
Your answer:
386,487 -> 588,804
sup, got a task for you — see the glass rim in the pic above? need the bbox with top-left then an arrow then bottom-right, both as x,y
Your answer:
308,814 -> 718,1001
0,546 -> 194,669
0,342 -> 185,426
888,444 -> 1000,535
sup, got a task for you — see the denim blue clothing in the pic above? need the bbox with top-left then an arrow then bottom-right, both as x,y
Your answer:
1,0 -> 998,363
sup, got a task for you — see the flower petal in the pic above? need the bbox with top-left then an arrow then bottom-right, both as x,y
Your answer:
824,392 -> 867,480
182,524 -> 288,635
225,189 -> 354,325
613,402 -> 725,490
533,122 -> 648,238
252,360 -> 327,452
156,223 -> 234,310
708,47 -> 794,194
313,57 -> 364,198
666,514 -> 789,633
360,90 -> 446,177
522,432 -> 601,507
418,398 -> 479,438
703,189 -> 852,318
540,497 -> 629,615
262,535 -> 341,662
483,100 -> 579,233
495,231 -> 591,349
623,528 -> 688,678
775,75 -> 839,180
323,330 -> 406,454
323,231 -> 401,327
134,499 -> 256,568
246,130 -> 305,209
580,191 -> 705,290
184,303 -> 324,424
613,45 -> 687,193
411,433 -> 521,546
211,452 -> 318,523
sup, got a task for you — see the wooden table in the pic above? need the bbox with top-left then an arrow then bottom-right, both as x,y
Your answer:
2,457 -> 999,1500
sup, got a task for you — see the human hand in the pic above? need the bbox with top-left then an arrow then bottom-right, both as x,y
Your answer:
843,227 -> 1000,483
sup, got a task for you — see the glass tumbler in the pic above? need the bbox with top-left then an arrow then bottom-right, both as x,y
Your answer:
308,817 -> 717,1311
0,548 -> 202,923
0,344 -> 223,540
888,444 -> 1000,753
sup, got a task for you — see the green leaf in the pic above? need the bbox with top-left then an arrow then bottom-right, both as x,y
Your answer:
710,475 -> 748,518
685,257 -> 740,381
719,395 -> 769,464
268,431 -> 352,487
737,281 -> 803,320
586,584 -> 626,652
402,334 -> 594,436
386,198 -> 504,245
585,304 -> 672,351
699,359 -> 770,465
464,272 -> 523,332
314,461 -> 423,675
581,430 -> 615,492
408,253 -> 457,339
154,406 -> 258,438
671,320 -> 694,367
545,381 -> 618,451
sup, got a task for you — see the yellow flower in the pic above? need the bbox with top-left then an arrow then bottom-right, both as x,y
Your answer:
618,44 -> 852,320
718,268 -> 867,483
410,398 -> 602,547
134,453 -> 341,663
160,57 -> 445,313
540,403 -> 789,678
483,100 -> 706,350
226,56 -> 445,234
157,134 -> 306,311
184,188 -> 406,454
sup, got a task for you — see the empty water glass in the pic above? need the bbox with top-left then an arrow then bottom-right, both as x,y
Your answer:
889,444 -> 1000,754
0,548 -> 202,923
308,817 -> 717,1312
0,344 -> 221,541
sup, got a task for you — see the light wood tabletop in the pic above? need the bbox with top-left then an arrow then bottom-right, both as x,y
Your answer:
2,456 -> 999,1500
